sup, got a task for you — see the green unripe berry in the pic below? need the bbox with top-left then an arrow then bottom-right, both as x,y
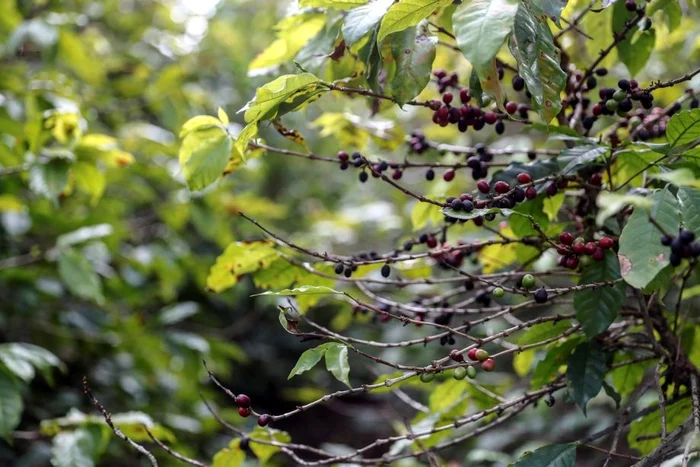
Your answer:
606,100 -> 619,112
629,116 -> 642,128
475,349 -> 489,361
574,237 -> 585,244
521,274 -> 536,290
616,108 -> 629,117
453,367 -> 467,380
492,287 -> 504,298
613,90 -> 627,102
420,372 -> 435,383
579,255 -> 593,268
467,366 -> 477,379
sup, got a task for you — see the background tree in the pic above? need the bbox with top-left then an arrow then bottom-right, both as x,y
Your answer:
2,0 -> 700,465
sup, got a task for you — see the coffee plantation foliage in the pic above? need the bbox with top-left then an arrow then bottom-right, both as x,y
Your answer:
2,0 -> 700,465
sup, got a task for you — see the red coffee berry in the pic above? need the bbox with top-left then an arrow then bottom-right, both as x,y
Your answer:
494,181 -> 510,194
599,237 -> 614,249
592,103 -> 603,116
505,101 -> 518,114
426,235 -> 438,248
477,180 -> 490,193
584,242 -> 598,256
337,151 -> 349,161
484,111 -> 498,125
450,349 -> 464,362
590,172 -> 603,186
236,394 -> 251,408
443,169 -> 455,182
258,414 -> 271,427
517,173 -> 532,184
525,186 -> 537,199
572,242 -> 586,255
566,256 -> 579,269
443,92 -> 454,105
459,88 -> 470,103
592,248 -> 605,261
467,348 -> 478,361
392,170 -> 403,180
460,193 -> 473,201
238,407 -> 251,417
559,232 -> 574,245
545,182 -> 558,197
481,358 -> 495,372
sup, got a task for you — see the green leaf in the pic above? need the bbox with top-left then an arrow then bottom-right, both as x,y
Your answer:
574,250 -> 625,338
213,445 -> 245,467
0,343 -> 63,383
325,342 -> 351,386
179,128 -> 233,191
58,250 -> 104,304
666,109 -> 700,148
650,168 -> 700,188
0,370 -> 22,438
542,193 -> 564,221
56,224 -> 114,249
179,115 -> 222,138
513,443 -> 576,467
241,73 -> 325,124
28,159 -> 71,200
252,285 -> 341,297
516,320 -> 572,346
207,241 -> 278,293
612,3 -> 655,77
300,0 -> 368,9
566,341 -> 606,415
390,23 -> 437,106
602,380 -> 621,409
453,0 -> 519,75
509,5 -> 567,123
378,0 -> 452,42
491,158 -> 560,192
628,399 -> 691,455
442,206 -> 512,221
678,187 -> 700,237
428,379 -> 468,412
250,427 -> 291,464
341,0 -> 394,46
531,338 -> 581,389
50,428 -> 104,467
558,145 -> 608,175
595,192 -> 655,226
610,354 -> 649,396
288,346 -> 327,379
618,188 -> 681,288
510,195 -> 549,237
526,0 -> 569,26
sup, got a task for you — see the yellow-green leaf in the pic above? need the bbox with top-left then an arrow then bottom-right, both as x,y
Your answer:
378,0 -> 452,43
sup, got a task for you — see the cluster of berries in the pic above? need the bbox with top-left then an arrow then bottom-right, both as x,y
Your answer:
234,394 -> 270,427
661,230 -> 700,266
557,233 -> 614,268
449,347 -> 496,380
336,151 -> 406,182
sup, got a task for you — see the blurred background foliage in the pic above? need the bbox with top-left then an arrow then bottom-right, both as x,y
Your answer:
0,0 -> 700,465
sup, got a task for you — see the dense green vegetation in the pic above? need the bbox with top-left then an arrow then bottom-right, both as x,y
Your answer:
2,0 -> 700,465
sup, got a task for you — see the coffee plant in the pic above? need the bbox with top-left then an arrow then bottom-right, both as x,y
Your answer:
2,0 -> 700,465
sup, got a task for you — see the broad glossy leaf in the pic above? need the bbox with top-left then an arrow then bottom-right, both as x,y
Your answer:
595,192 -> 655,226
678,187 -> 700,236
610,353 -> 649,396
442,207 -> 513,220
428,379 -> 468,412
574,250 -> 625,337
628,399 -> 691,455
390,23 -> 437,106
0,370 -> 22,438
453,0 -> 519,74
249,14 -> 326,71
612,3 -> 655,76
56,224 -> 113,249
179,129 -> 233,191
50,429 -> 101,467
558,145 -> 608,175
250,427 -> 291,464
0,343 -> 62,383
513,443 -> 576,467
531,339 -> 580,389
378,0 -> 452,42
212,446 -> 245,467
510,195 -> 549,237
28,159 -> 71,200
324,342 -> 351,386
491,158 -> 560,192
341,0 -> 393,46
566,341 -> 606,415
509,5 -> 567,123
242,73 -> 325,123
288,345 -> 327,379
179,115 -> 222,138
526,0 -> 569,25
666,109 -> 700,148
58,250 -> 104,304
618,188 -> 680,288
206,241 -> 278,293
